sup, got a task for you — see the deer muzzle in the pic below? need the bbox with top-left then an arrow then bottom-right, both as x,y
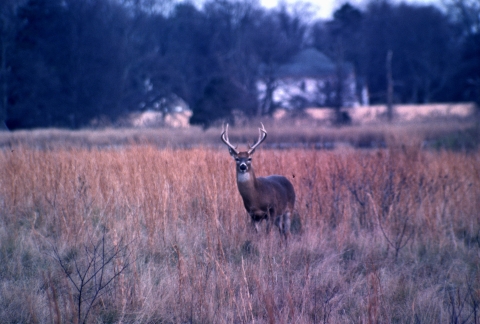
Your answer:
239,163 -> 248,172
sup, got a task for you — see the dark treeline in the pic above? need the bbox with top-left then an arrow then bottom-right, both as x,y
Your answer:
0,0 -> 479,129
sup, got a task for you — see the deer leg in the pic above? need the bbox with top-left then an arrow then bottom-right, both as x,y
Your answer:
252,221 -> 259,233
249,212 -> 259,233
283,212 -> 291,240
266,208 -> 275,234
274,215 -> 283,234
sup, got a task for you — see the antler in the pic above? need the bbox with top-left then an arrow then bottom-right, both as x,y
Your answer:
247,123 -> 267,154
221,124 -> 239,154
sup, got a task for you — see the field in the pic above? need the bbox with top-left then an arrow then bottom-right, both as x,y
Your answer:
0,119 -> 479,323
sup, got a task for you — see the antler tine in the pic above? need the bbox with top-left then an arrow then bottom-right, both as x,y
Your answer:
221,123 -> 239,154
248,123 -> 267,154
260,122 -> 266,134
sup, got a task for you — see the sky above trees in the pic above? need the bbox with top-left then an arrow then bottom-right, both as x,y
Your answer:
260,0 -> 443,19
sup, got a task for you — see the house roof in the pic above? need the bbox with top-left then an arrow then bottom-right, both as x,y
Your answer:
277,48 -> 352,79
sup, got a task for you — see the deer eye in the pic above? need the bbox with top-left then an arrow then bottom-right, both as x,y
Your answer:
247,158 -> 252,162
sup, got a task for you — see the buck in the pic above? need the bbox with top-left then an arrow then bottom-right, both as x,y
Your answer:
221,123 -> 296,240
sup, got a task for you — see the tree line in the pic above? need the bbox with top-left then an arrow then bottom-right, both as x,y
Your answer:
0,0 -> 478,129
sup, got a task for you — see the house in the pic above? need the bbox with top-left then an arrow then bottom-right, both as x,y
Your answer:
257,48 -> 359,111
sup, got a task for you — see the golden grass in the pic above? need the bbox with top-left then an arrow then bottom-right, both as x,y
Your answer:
0,142 -> 479,323
0,118 -> 476,151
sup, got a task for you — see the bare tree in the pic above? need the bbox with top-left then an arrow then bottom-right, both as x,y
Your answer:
52,234 -> 131,324
445,0 -> 480,111
0,0 -> 24,129
253,5 -> 308,116
386,50 -> 394,122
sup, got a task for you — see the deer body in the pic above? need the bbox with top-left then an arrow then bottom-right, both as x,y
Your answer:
221,125 -> 296,239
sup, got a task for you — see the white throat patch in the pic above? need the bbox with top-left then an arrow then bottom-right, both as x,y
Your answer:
237,172 -> 251,182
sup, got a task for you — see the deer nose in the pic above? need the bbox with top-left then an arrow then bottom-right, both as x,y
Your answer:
239,163 -> 247,171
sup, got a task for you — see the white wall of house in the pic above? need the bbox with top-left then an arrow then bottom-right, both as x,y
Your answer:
273,78 -> 328,107
257,73 -> 358,110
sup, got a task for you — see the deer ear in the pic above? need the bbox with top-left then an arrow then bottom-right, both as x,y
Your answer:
249,148 -> 256,155
228,147 -> 237,157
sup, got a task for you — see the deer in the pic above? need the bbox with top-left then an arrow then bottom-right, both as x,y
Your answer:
221,123 -> 296,241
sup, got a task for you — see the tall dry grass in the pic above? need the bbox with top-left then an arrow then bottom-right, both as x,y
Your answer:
0,144 -> 479,323
0,118 -> 476,151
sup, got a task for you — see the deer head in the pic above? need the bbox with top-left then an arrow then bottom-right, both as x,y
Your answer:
221,123 -> 267,176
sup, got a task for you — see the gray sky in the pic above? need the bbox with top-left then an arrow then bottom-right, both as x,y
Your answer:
260,0 -> 443,19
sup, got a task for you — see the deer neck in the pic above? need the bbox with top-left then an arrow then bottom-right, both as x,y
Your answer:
236,168 -> 257,197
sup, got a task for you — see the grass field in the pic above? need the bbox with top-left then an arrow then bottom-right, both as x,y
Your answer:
0,118 -> 477,150
0,121 -> 479,323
